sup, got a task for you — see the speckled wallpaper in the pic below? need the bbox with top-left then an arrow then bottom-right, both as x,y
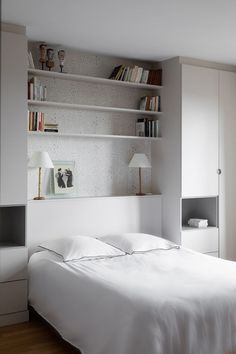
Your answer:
28,44 -> 156,199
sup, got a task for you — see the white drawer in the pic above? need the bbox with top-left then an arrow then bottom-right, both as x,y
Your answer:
0,280 -> 27,315
182,227 -> 218,253
0,247 -> 27,282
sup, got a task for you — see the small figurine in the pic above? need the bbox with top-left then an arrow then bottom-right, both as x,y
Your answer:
58,50 -> 65,73
39,43 -> 47,70
46,48 -> 55,71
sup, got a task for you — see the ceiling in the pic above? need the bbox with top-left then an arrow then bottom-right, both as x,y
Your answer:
2,0 -> 236,64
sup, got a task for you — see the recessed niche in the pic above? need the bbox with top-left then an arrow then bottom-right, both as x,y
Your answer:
182,197 -> 218,228
0,206 -> 25,247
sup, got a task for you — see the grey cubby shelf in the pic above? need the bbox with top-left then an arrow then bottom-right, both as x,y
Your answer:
182,197 -> 218,229
0,206 -> 26,248
27,68 -> 163,90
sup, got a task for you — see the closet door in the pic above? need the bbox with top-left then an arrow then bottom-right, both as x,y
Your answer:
0,30 -> 27,205
182,65 -> 219,197
219,71 -> 236,261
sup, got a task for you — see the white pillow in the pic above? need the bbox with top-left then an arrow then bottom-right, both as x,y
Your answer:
99,233 -> 179,254
39,235 -> 125,262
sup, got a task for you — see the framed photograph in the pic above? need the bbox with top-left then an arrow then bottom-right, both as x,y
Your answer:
53,161 -> 75,194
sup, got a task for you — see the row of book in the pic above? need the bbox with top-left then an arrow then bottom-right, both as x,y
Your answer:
139,96 -> 160,112
136,119 -> 159,138
28,111 -> 59,132
28,111 -> 45,131
28,77 -> 47,101
109,65 -> 162,85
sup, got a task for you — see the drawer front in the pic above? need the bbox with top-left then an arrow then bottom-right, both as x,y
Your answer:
182,228 -> 218,253
0,247 -> 28,282
0,280 -> 27,315
0,311 -> 29,327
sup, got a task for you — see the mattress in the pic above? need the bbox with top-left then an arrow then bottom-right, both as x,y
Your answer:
28,248 -> 236,354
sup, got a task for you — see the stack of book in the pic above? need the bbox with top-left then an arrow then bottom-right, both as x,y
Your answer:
139,96 -> 161,112
44,123 -> 59,133
28,111 -> 45,131
109,66 -> 162,85
136,119 -> 159,138
28,77 -> 47,101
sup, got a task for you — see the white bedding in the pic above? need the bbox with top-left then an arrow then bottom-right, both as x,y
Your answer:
28,248 -> 236,354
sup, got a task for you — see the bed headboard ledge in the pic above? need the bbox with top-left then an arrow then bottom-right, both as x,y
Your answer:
27,195 -> 162,256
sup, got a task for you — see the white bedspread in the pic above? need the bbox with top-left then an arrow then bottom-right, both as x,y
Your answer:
28,248 -> 236,354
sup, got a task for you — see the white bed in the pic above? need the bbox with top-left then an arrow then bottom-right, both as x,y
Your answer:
28,239 -> 236,354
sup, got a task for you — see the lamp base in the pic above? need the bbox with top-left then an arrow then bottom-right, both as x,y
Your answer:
33,196 -> 45,200
136,193 -> 146,196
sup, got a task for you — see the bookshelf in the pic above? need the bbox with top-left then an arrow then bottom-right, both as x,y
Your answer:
28,46 -> 163,198
28,131 -> 161,141
28,99 -> 162,116
28,68 -> 163,90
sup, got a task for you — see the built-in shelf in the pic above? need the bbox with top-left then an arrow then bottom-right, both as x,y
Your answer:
28,194 -> 162,202
28,100 -> 162,116
28,131 -> 161,141
0,206 -> 26,248
0,241 -> 25,248
28,68 -> 163,90
182,226 -> 218,232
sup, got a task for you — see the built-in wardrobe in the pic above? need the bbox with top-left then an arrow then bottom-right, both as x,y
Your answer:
154,57 -> 236,261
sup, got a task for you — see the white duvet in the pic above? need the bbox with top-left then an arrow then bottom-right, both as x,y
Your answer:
28,248 -> 236,354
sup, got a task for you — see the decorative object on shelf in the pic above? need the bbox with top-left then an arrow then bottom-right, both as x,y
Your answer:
53,161 -> 75,194
58,49 -> 65,73
28,151 -> 54,200
46,48 -> 55,71
39,44 -> 47,70
28,51 -> 35,69
128,153 -> 151,196
187,218 -> 208,228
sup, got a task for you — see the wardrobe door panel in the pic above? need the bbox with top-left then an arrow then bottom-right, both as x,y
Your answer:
0,30 -> 27,205
182,65 -> 218,197
219,71 -> 236,261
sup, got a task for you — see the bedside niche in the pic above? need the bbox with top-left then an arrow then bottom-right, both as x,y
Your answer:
182,197 -> 218,229
0,206 -> 26,247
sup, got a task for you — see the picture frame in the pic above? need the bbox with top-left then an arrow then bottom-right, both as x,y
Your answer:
53,161 -> 75,194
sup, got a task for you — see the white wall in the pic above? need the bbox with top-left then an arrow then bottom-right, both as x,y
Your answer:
27,195 -> 162,255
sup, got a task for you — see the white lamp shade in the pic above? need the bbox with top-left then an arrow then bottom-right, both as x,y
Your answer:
128,153 -> 151,168
28,151 -> 54,168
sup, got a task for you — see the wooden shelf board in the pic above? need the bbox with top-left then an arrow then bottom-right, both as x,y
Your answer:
28,100 -> 162,116
28,68 -> 163,90
28,131 -> 161,141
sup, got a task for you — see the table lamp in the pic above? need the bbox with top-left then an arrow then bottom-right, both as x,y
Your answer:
28,151 -> 54,200
128,153 -> 151,196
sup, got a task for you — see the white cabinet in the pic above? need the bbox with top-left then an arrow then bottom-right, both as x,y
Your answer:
0,247 -> 27,282
182,65 -> 219,198
159,59 -> 220,254
0,247 -> 28,327
219,70 -> 236,261
182,227 -> 218,253
0,28 -> 27,205
0,280 -> 28,315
